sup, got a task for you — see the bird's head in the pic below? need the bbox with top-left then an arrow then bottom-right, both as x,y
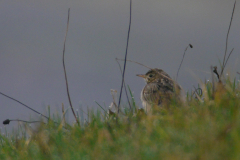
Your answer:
137,69 -> 162,84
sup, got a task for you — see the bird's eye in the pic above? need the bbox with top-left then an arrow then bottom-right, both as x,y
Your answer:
149,74 -> 153,78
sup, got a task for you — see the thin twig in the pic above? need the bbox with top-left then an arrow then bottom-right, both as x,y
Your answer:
3,119 -> 46,125
0,91 -> 49,120
118,0 -> 132,113
62,8 -> 79,125
0,92 -> 68,128
116,58 -> 152,70
176,44 -> 192,81
116,58 -> 175,83
221,0 -> 236,77
115,58 -> 132,110
95,101 -> 108,114
223,48 -> 234,70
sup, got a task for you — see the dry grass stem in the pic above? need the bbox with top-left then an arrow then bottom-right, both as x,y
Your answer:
176,44 -> 193,81
223,48 -> 234,70
116,58 -> 175,83
62,8 -> 79,125
115,59 -> 131,109
118,0 -> 132,113
221,0 -> 236,77
0,91 -> 49,120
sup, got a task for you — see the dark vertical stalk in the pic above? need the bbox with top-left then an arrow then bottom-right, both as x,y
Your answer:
116,58 -> 132,110
222,48 -> 234,71
118,0 -> 132,113
220,0 -> 236,77
62,8 -> 79,125
176,44 -> 192,81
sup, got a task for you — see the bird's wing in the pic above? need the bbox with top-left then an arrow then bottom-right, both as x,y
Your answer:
159,70 -> 182,92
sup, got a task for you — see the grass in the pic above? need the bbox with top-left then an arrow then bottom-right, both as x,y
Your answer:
0,77 -> 240,160
0,0 -> 238,159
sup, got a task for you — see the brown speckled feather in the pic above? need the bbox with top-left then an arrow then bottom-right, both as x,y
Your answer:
138,68 -> 184,114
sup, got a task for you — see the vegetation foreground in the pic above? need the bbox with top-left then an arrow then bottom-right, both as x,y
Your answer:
0,79 -> 240,160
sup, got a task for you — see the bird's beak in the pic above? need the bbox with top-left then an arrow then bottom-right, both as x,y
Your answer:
136,74 -> 146,78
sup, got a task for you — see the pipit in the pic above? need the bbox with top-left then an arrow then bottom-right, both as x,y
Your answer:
137,68 -> 184,114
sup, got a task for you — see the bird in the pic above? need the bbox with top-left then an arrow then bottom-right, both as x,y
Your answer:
137,68 -> 184,114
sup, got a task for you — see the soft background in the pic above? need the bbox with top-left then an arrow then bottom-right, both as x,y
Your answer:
0,0 -> 239,129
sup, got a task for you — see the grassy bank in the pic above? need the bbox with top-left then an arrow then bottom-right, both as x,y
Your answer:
0,79 -> 240,160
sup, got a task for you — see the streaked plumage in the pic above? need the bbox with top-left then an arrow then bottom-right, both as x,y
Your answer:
137,68 -> 184,114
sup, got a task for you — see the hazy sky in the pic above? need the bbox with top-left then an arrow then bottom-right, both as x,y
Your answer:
0,0 -> 239,130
